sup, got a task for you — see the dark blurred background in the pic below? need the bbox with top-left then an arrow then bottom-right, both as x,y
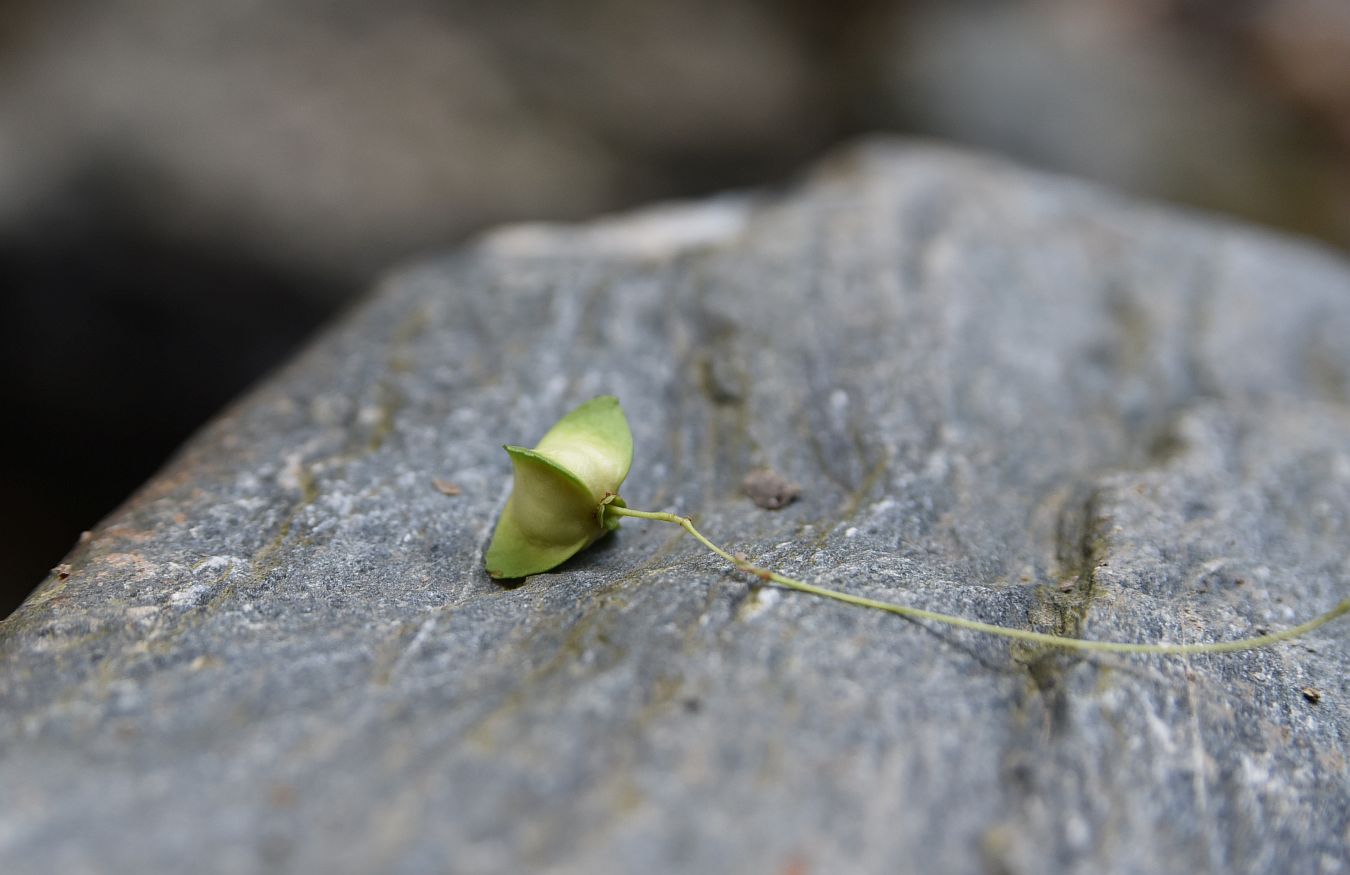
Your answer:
5,0 -> 1350,617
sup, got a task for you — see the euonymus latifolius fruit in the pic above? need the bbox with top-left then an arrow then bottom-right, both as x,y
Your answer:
486,396 -> 1349,655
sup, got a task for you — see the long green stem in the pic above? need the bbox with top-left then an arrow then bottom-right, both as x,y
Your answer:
607,506 -> 1349,655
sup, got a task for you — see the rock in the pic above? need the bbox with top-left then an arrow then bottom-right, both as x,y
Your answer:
742,467 -> 801,510
2,141 -> 1348,874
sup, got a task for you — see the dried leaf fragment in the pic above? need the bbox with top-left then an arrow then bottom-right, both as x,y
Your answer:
432,478 -> 462,496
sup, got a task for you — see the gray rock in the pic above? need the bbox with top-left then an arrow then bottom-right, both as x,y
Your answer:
2,141 -> 1348,874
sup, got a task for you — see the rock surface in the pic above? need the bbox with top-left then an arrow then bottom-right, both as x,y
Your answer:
3,141 -> 1349,874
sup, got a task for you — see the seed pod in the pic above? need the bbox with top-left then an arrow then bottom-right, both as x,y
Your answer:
485,396 -> 632,578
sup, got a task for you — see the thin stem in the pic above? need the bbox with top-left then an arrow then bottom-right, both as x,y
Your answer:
607,505 -> 1350,655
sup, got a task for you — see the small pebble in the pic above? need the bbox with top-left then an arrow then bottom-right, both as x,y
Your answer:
742,467 -> 800,510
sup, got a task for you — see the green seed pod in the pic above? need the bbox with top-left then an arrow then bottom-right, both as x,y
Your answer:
485,396 -> 632,578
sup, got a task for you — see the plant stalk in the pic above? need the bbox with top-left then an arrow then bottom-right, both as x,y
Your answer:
607,506 -> 1349,655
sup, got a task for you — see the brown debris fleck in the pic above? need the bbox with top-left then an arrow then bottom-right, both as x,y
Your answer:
432,478 -> 462,496
1301,686 -> 1322,705
742,467 -> 800,510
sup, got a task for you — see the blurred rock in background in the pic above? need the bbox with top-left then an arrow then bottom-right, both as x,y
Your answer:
3,0 -> 1350,615
868,0 -> 1350,243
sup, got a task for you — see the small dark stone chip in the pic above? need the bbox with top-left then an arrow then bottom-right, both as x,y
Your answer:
742,467 -> 801,510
